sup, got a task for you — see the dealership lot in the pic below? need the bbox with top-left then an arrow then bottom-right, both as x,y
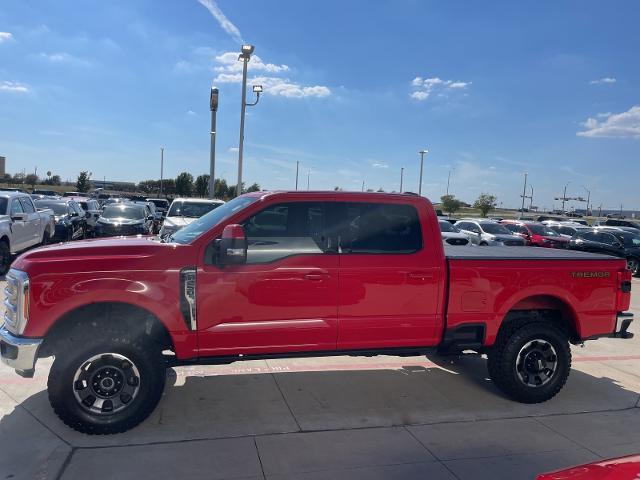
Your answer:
0,278 -> 638,480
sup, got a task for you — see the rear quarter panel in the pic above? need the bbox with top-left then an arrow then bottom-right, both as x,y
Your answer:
446,258 -> 626,345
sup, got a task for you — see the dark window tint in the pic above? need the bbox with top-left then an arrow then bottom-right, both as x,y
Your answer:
597,232 -> 620,245
336,202 -> 422,254
0,198 -> 7,214
241,202 -> 327,263
579,232 -> 599,242
19,197 -> 35,213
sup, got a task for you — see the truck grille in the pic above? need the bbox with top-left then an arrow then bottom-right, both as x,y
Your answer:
446,238 -> 469,246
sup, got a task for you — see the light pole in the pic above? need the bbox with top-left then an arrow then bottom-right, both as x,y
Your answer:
418,150 -> 427,196
208,87 -> 219,199
160,147 -> 164,197
295,161 -> 299,190
307,169 -> 311,190
361,180 -> 365,192
562,181 -> 570,212
236,44 -> 262,197
520,172 -> 528,216
400,167 -> 404,193
529,184 -> 534,210
446,169 -> 452,196
582,186 -> 591,216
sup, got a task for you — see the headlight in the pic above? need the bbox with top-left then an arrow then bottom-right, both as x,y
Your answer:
4,269 -> 30,335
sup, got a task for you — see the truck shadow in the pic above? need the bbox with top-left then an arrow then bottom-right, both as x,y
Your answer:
0,353 -> 638,451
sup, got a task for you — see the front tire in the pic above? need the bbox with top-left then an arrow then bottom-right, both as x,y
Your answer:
487,321 -> 571,403
47,331 -> 166,434
0,241 -> 11,275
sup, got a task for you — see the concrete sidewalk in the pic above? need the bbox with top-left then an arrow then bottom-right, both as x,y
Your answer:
1,279 -> 639,479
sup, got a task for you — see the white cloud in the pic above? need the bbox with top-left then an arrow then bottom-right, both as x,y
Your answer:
196,0 -> 243,44
371,162 -> 389,169
213,52 -> 331,99
228,147 -> 239,153
577,105 -> 640,138
410,75 -> 471,101
590,77 -> 617,85
0,32 -> 13,43
187,110 -> 196,116
0,81 -> 29,93
37,52 -> 91,67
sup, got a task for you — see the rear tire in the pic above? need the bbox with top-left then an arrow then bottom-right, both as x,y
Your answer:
47,329 -> 166,434
42,230 -> 51,246
487,321 -> 571,403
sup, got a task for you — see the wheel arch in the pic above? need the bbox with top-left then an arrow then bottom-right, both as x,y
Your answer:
40,302 -> 174,357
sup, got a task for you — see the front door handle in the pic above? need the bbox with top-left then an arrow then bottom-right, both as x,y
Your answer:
407,272 -> 434,281
304,272 -> 330,281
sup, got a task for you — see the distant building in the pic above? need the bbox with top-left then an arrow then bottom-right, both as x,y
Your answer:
0,156 -> 5,177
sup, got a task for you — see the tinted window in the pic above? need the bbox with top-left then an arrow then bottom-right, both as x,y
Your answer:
598,232 -> 619,245
439,220 -> 457,232
579,232 -> 599,242
528,224 -> 559,236
480,223 -> 511,235
19,197 -> 35,213
101,205 -> 145,220
239,202 -> 327,263
336,202 -> 422,254
36,201 -> 69,215
0,198 -> 7,214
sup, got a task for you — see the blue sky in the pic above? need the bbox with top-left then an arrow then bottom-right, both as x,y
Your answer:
0,0 -> 638,210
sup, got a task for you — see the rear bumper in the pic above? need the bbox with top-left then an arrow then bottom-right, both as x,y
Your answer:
0,325 -> 42,377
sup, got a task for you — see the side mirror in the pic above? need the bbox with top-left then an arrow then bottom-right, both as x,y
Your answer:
11,212 -> 27,222
147,215 -> 155,221
219,224 -> 247,265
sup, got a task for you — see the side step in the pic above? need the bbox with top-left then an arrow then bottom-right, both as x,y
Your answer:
438,324 -> 486,355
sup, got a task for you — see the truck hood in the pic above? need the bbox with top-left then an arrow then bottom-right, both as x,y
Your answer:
162,216 -> 194,228
12,236 -> 181,273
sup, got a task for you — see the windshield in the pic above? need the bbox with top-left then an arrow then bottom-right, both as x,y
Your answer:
439,221 -> 458,233
36,202 -> 69,215
621,232 -> 640,247
480,223 -> 511,235
168,201 -> 222,218
528,224 -> 560,236
101,205 -> 145,220
149,199 -> 169,208
171,196 -> 259,244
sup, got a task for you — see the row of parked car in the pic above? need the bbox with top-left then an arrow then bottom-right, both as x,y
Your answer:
439,217 -> 640,276
0,187 -> 226,274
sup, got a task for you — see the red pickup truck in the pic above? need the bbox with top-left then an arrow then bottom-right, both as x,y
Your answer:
0,191 -> 634,434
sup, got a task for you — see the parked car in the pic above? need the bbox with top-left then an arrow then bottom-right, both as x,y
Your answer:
568,228 -> 640,275
0,192 -> 55,274
146,198 -> 170,218
438,219 -> 474,246
542,222 -> 592,239
63,191 -> 89,198
70,198 -> 101,235
537,454 -> 640,479
454,219 -> 526,246
94,204 -> 154,237
500,221 -> 569,248
602,218 -> 640,231
1,191 -> 634,434
31,189 -> 58,197
34,199 -> 88,242
159,198 -> 225,238
132,201 -> 161,233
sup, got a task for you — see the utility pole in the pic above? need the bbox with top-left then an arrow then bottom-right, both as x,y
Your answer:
160,147 -> 164,197
446,169 -> 452,196
361,180 -> 365,192
208,87 -> 219,199
582,186 -> 591,216
520,172 -> 528,216
307,169 -> 311,190
418,150 -> 427,196
561,181 -> 570,212
400,167 -> 404,193
295,161 -> 299,190
529,184 -> 534,210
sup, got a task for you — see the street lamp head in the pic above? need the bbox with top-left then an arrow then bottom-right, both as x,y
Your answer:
241,44 -> 255,55
252,85 -> 263,93
419,150 -> 428,155
210,86 -> 219,112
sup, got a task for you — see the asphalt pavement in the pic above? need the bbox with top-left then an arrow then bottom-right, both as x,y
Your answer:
1,278 -> 639,480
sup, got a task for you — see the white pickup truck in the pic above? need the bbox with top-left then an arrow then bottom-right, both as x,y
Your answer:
0,191 -> 55,274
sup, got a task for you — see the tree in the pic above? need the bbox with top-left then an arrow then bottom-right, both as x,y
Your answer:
25,174 -> 39,188
473,193 -> 498,217
42,174 -> 61,186
175,172 -> 194,197
440,194 -> 464,216
214,178 -> 229,199
2,174 -> 12,185
195,174 -> 210,197
76,171 -> 92,193
245,182 -> 260,193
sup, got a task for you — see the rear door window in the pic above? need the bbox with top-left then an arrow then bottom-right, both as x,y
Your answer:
334,202 -> 422,254
19,197 -> 36,213
10,199 -> 24,216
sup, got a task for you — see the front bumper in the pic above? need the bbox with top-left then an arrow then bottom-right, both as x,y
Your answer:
0,325 -> 42,377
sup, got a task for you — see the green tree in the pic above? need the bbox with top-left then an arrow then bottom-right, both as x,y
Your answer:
76,171 -> 92,193
440,194 -> 464,216
214,178 -> 229,199
2,173 -> 13,185
195,174 -> 210,197
25,174 -> 39,188
175,172 -> 194,196
245,182 -> 260,193
473,193 -> 498,217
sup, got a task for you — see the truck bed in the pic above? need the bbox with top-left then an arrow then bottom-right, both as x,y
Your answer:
444,246 -> 616,261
